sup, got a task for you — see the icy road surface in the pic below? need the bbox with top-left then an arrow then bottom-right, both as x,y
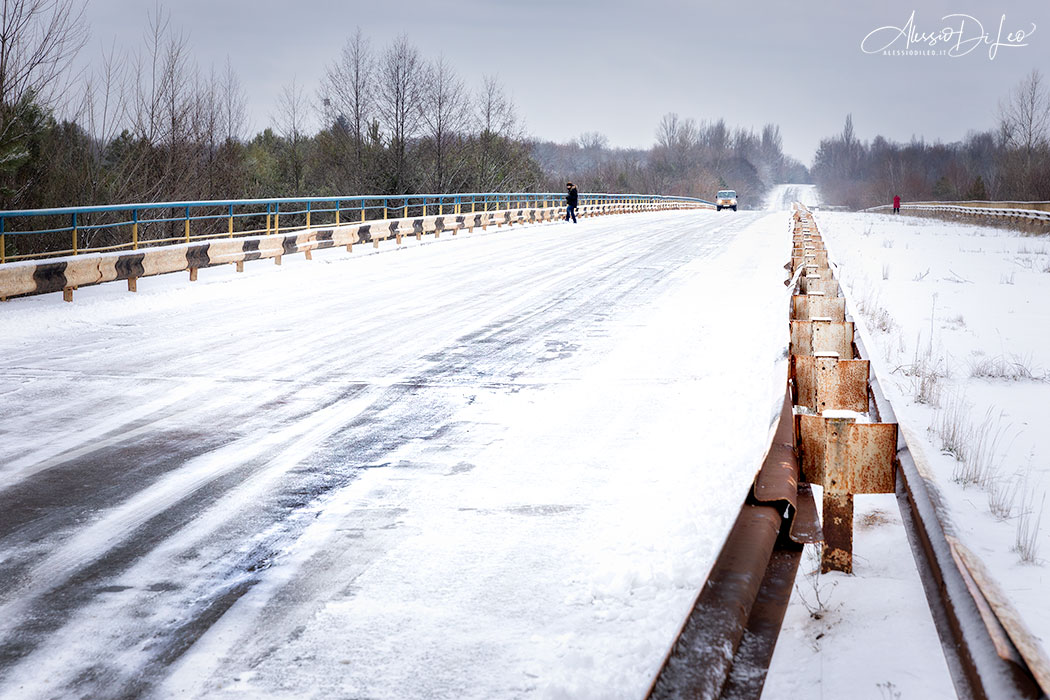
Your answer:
0,209 -> 791,698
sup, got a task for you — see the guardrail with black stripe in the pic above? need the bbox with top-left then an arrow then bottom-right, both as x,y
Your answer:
0,199 -> 710,302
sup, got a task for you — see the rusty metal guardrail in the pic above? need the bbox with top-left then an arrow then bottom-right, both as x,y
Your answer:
647,213 -> 824,699
647,207 -> 1049,699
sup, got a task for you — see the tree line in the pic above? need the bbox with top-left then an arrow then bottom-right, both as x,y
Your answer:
536,118 -> 808,207
0,3 -> 541,216
812,70 -> 1050,209
1,0 -> 808,259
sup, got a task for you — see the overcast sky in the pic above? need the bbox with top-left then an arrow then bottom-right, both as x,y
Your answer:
78,0 -> 1050,164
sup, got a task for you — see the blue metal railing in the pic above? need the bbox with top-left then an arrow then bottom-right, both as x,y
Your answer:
0,192 -> 713,263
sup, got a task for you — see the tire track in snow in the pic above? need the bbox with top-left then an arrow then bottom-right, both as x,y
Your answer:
0,383 -> 401,699
0,385 -> 383,654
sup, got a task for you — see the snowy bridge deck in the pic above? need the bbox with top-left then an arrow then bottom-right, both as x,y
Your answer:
0,209 -> 792,698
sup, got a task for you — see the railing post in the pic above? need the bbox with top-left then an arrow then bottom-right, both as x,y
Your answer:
275,202 -> 280,235
228,204 -> 234,237
306,201 -> 312,229
384,198 -> 389,220
72,213 -> 78,255
335,200 -> 341,226
403,199 -> 408,218
1,217 -> 5,264
132,209 -> 139,250
266,204 -> 271,235
184,206 -> 190,243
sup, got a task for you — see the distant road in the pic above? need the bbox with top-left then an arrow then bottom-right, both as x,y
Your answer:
765,183 -> 821,210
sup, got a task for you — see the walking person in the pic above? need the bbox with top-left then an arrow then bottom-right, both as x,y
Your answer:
893,194 -> 901,214
565,182 -> 579,223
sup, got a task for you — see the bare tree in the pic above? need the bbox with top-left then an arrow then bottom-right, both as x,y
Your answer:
0,0 -> 87,206
127,7 -> 200,203
77,39 -> 134,204
273,77 -> 309,194
473,74 -> 527,190
0,0 -> 87,109
219,56 -> 246,143
476,74 -> 518,138
653,112 -> 699,186
996,70 -> 1050,198
377,34 -> 422,192
133,8 -> 192,149
998,69 -> 1050,190
320,27 -> 372,174
418,54 -> 469,192
999,69 -> 1050,155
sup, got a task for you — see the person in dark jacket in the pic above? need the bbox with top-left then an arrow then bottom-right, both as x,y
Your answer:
565,182 -> 579,223
893,195 -> 901,214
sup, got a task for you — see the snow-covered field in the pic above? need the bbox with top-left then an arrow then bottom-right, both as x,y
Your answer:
766,186 -> 1050,699
0,208 -> 793,698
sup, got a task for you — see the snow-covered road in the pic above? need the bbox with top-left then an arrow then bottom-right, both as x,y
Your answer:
0,209 -> 792,698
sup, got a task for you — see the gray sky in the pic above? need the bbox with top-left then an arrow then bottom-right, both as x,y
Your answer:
79,0 -> 1050,164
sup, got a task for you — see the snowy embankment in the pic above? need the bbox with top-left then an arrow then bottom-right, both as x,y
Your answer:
0,209 -> 791,698
767,193 -> 1049,699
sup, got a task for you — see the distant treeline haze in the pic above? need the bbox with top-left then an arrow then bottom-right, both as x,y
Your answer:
813,70 -> 1050,209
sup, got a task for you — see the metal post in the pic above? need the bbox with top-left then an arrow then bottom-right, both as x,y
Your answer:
1,217 -> 5,264
184,206 -> 190,243
266,204 -> 271,235
275,202 -> 280,235
228,204 -> 234,237
335,201 -> 341,226
306,201 -> 311,230
132,209 -> 139,250
403,199 -> 408,218
384,198 -> 389,219
72,213 -> 78,255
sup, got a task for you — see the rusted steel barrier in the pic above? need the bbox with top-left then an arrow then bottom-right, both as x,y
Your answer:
0,200 -> 704,302
788,210 -> 897,574
647,224 -> 824,698
648,205 -> 1050,700
799,205 -> 1050,699
647,392 -> 822,699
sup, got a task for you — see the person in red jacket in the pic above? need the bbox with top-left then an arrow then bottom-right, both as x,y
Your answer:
893,195 -> 901,214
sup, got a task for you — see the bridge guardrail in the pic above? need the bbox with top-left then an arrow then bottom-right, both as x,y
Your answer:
865,201 -> 1050,224
0,192 -> 713,265
0,198 -> 712,302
